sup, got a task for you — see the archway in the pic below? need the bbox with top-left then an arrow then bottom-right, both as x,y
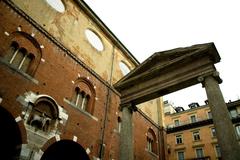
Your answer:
0,106 -> 22,159
41,140 -> 90,160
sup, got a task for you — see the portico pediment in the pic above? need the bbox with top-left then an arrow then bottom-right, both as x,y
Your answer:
114,42 -> 221,106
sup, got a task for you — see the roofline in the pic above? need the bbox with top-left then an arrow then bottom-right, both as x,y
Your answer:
165,99 -> 240,116
74,0 -> 140,65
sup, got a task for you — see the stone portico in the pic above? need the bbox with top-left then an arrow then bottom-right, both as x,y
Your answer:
115,43 -> 240,160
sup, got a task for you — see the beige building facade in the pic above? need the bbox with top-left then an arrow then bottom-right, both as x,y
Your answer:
165,100 -> 240,160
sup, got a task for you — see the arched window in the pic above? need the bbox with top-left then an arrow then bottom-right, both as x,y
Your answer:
72,88 -> 90,111
85,29 -> 104,52
71,78 -> 96,115
117,117 -> 122,133
4,42 -> 34,73
1,32 -> 42,76
119,61 -> 130,75
45,0 -> 65,13
147,128 -> 157,154
27,98 -> 59,133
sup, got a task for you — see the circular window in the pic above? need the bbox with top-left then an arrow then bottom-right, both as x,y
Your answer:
46,0 -> 65,13
119,61 -> 130,75
85,29 -> 104,51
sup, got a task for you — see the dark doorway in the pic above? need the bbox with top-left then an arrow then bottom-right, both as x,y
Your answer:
0,106 -> 22,159
41,140 -> 90,160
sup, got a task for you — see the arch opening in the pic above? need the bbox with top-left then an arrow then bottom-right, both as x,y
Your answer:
41,140 -> 90,160
0,106 -> 22,159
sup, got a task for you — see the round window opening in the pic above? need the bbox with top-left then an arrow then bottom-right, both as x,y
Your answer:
119,61 -> 130,75
85,29 -> 104,52
46,0 -> 65,13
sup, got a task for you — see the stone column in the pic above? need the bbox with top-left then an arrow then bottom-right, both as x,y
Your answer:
202,74 -> 240,159
119,103 -> 134,160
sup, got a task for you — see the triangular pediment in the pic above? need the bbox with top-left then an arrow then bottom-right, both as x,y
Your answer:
115,42 -> 220,89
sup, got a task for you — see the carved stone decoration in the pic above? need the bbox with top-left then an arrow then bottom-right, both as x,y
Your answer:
16,91 -> 68,160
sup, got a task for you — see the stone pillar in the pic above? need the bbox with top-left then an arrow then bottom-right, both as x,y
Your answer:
119,103 -> 134,160
202,74 -> 240,159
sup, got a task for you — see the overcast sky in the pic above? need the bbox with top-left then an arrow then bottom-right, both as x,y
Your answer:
84,0 -> 240,108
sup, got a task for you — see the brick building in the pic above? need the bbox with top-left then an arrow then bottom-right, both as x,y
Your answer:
165,100 -> 240,160
0,0 -> 166,159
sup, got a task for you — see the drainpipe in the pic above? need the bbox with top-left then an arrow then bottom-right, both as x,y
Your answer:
99,46 -> 115,159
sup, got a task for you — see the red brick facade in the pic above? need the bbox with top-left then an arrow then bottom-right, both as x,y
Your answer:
0,1 -> 165,159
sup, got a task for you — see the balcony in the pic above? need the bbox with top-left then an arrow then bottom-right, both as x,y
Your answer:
167,115 -> 240,133
166,117 -> 213,133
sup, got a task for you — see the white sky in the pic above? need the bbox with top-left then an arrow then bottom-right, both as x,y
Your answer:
84,0 -> 240,109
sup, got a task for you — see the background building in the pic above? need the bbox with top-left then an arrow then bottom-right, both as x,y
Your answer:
0,0 -> 165,159
165,100 -> 240,160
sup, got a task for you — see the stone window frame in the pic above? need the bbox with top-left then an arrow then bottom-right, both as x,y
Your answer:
177,150 -> 185,160
176,134 -> 183,144
0,31 -> 42,77
195,147 -> 204,158
211,127 -> 217,138
189,114 -> 197,123
206,110 -> 212,119
214,144 -> 221,158
192,131 -> 201,141
174,119 -> 180,127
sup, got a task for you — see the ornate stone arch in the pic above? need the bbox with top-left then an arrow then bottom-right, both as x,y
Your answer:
26,95 -> 60,133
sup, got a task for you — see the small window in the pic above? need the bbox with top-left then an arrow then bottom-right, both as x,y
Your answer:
235,124 -> 240,138
207,111 -> 212,119
211,128 -> 217,137
85,29 -> 104,51
230,109 -> 238,118
176,135 -> 183,144
117,117 -> 121,133
196,148 -> 204,158
46,0 -> 65,13
215,144 -> 221,158
174,119 -> 180,127
119,61 -> 130,76
177,151 -> 184,160
190,115 -> 197,123
193,131 -> 200,141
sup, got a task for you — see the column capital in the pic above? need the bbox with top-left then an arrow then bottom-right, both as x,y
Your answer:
197,71 -> 222,87
119,103 -> 137,112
